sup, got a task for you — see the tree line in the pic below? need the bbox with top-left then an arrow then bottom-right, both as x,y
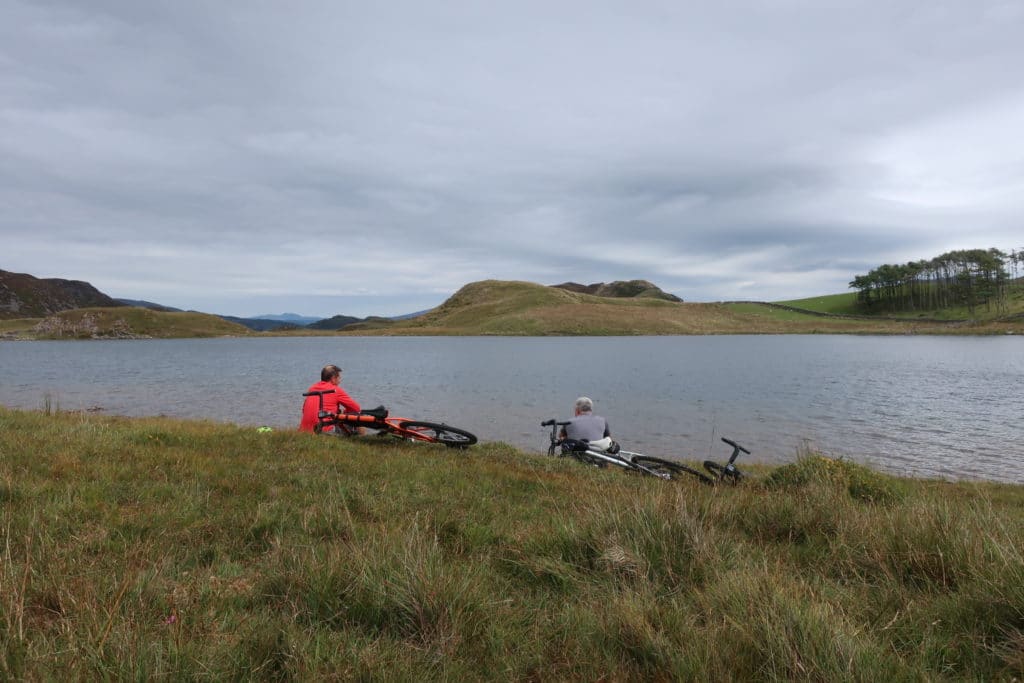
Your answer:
849,247 -> 1024,316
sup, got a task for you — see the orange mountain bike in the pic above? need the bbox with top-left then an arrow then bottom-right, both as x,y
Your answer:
302,389 -> 478,448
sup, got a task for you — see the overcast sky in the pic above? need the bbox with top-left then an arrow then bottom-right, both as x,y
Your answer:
2,1 -> 1022,318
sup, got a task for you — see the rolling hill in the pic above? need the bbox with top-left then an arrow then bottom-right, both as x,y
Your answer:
217,315 -> 306,332
3,267 -> 1021,339
114,298 -> 184,312
305,314 -> 364,331
336,280 -> 1024,336
1,269 -> 126,318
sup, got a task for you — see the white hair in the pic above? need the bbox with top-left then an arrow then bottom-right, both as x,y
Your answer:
574,396 -> 594,413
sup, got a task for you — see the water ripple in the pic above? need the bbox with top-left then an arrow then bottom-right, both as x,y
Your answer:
1,335 -> 1022,483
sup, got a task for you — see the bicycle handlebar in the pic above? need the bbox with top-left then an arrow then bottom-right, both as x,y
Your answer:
541,419 -> 571,427
302,389 -> 337,397
721,437 -> 750,454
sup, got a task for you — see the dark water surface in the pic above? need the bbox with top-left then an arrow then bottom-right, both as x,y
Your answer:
1,336 -> 1021,483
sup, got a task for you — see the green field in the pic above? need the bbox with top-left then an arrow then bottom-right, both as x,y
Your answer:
777,283 -> 1024,321
774,292 -> 863,315
2,407 -> 1022,680
338,281 -> 1024,336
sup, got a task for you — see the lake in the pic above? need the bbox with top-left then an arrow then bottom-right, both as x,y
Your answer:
1,335 -> 1021,483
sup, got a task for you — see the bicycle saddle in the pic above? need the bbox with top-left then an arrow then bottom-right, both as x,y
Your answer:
359,405 -> 389,419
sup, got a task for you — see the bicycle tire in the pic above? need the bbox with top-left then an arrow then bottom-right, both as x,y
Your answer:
632,456 -> 714,484
398,421 -> 478,448
703,461 -> 743,484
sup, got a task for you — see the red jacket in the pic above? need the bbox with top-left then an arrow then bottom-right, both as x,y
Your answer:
299,380 -> 361,432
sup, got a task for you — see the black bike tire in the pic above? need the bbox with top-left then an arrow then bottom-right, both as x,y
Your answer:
398,421 -> 478,448
703,461 -> 743,484
632,456 -> 714,484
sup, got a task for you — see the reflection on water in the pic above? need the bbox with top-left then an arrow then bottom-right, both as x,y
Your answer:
1,335 -> 1022,483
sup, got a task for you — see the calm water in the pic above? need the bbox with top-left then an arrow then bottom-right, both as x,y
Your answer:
1,336 -> 1022,483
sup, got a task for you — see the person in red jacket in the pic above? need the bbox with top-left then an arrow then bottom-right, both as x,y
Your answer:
299,364 -> 362,432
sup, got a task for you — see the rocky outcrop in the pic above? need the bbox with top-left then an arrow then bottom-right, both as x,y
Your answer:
1,269 -> 125,319
31,312 -> 151,339
551,280 -> 683,302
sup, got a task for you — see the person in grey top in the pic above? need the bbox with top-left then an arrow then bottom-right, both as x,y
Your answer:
561,396 -> 611,442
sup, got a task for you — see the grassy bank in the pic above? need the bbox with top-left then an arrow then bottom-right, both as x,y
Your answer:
2,407 -> 1023,679
0,307 -> 251,340
777,285 -> 1024,322
721,301 -> 1023,335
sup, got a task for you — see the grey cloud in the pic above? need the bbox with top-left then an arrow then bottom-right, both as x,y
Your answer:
2,0 -> 1023,315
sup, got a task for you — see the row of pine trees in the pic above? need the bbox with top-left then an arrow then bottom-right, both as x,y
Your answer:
848,248 -> 1024,316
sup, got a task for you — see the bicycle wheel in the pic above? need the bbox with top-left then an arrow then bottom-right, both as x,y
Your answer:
703,461 -> 743,484
398,421 -> 478,448
632,456 -> 714,484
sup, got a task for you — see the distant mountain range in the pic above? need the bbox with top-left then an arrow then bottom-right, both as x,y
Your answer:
253,313 -> 323,325
1,268 -> 689,333
305,314 -> 363,330
7,267 -> 1020,339
214,316 -> 302,332
0,270 -> 423,330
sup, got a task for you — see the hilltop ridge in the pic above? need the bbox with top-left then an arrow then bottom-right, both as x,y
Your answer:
348,279 -> 747,335
1,269 -> 125,318
2,270 -> 1020,338
552,279 -> 683,302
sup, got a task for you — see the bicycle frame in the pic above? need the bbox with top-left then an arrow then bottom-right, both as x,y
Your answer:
541,419 -> 673,480
333,410 -> 420,439
703,437 -> 750,483
542,419 -> 752,485
303,389 -> 476,446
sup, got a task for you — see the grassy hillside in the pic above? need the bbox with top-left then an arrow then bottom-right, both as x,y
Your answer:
345,280 -> 1024,335
1,406 -> 1022,680
0,269 -> 125,318
775,292 -> 863,315
4,280 -> 1022,339
777,283 -> 1024,321
0,307 -> 251,339
717,301 -> 1021,334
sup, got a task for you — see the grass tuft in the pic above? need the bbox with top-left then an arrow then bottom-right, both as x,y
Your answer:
765,453 -> 907,503
1,405 -> 1022,679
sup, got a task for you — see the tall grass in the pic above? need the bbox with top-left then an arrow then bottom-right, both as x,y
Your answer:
1,406 -> 1022,679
